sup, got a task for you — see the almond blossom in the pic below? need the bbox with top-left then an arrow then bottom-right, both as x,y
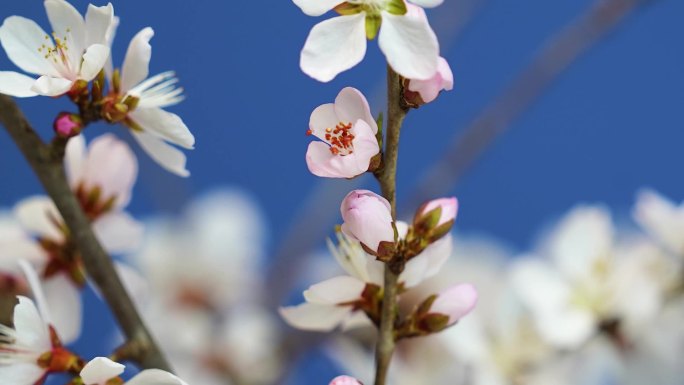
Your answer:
340,190 -> 395,254
280,227 -> 453,331
104,27 -> 194,177
405,56 -> 453,105
633,189 -> 684,256
0,0 -> 115,97
306,87 -> 380,179
0,134 -> 142,344
294,1 -> 440,82
80,357 -> 189,385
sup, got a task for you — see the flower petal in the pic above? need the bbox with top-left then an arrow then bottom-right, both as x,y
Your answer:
79,44 -> 110,81
14,196 -> 63,241
121,27 -> 153,93
0,71 -> 38,97
80,357 -> 125,385
64,135 -> 86,189
430,283 -> 478,324
129,107 -> 194,149
0,16 -> 59,76
303,276 -> 365,304
379,8 -> 439,80
12,296 -> 51,352
93,212 -> 144,255
31,75 -> 73,97
334,87 -> 377,134
127,369 -> 189,385
401,233 -> 452,287
408,0 -> 444,8
293,0 -> 345,16
279,303 -> 351,331
301,14 -> 367,82
81,134 -> 138,209
44,0 -> 86,68
131,130 -> 190,177
84,3 -> 115,47
309,103 -> 339,139
43,274 -> 82,344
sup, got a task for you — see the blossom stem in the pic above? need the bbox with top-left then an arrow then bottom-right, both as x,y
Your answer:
0,95 -> 172,372
373,66 -> 409,385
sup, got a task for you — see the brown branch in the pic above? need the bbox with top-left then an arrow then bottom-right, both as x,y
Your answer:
406,0 -> 651,210
0,95 -> 171,371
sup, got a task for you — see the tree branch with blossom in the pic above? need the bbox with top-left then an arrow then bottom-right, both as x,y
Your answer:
0,94 -> 171,372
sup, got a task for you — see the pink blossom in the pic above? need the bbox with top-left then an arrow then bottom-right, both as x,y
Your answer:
418,197 -> 458,227
340,190 -> 394,253
306,88 -> 379,178
330,375 -> 363,385
406,57 -> 453,104
429,283 -> 478,325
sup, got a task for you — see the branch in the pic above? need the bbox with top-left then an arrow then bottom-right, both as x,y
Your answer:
372,66 -> 409,385
406,0 -> 650,210
0,95 -> 171,371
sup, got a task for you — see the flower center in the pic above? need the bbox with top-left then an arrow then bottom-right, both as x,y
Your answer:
325,122 -> 355,155
38,29 -> 74,75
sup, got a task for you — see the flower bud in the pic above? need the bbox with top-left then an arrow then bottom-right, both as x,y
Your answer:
53,113 -> 83,138
404,57 -> 454,107
340,190 -> 395,255
417,284 -> 477,333
413,197 -> 458,244
330,376 -> 363,385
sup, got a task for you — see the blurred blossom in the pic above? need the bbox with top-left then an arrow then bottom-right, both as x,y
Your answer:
633,189 -> 684,257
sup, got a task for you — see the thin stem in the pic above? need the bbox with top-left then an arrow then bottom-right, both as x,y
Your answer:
0,95 -> 171,372
373,66 -> 408,385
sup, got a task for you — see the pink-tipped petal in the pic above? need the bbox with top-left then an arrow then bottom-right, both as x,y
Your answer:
430,283 -> 478,324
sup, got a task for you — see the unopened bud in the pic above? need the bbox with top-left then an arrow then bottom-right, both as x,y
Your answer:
413,197 -> 458,243
53,113 -> 83,138
330,375 -> 363,385
403,57 -> 454,108
415,284 -> 477,333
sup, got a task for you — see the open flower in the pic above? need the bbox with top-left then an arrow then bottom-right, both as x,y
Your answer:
294,1 -> 440,82
306,87 -> 379,178
80,357 -> 189,385
279,228 -> 452,331
405,56 -> 453,105
104,27 -> 193,177
340,190 -> 394,254
0,0 -> 115,97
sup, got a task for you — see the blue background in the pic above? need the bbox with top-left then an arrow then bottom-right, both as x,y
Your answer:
0,0 -> 683,383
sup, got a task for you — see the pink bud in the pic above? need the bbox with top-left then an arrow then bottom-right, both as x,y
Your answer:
430,284 -> 478,325
330,376 -> 363,385
419,197 -> 458,227
405,57 -> 454,106
54,113 -> 83,138
340,190 -> 394,253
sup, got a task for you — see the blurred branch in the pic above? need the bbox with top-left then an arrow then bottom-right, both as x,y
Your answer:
0,95 -> 171,372
406,0 -> 652,210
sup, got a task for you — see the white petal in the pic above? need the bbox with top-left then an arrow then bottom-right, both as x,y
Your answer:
509,258 -> 571,314
80,357 -> 125,385
18,260 -> 52,328
279,303 -> 351,331
64,135 -> 87,189
12,296 -> 51,352
0,72 -> 38,97
0,363 -> 45,385
131,131 -> 190,177
127,369 -> 189,385
334,87 -> 377,133
43,274 -> 82,344
129,108 -> 194,149
0,16 -> 59,76
44,0 -> 86,68
293,0 -> 344,16
409,0 -> 443,7
401,233 -> 452,288
633,189 -> 684,255
79,44 -> 109,81
379,9 -> 439,80
535,308 -> 595,349
301,14 -> 367,82
303,276 -> 365,304
81,134 -> 138,208
93,212 -> 143,255
31,75 -> 73,97
14,196 -> 63,241
84,3 -> 115,47
121,27 -> 153,93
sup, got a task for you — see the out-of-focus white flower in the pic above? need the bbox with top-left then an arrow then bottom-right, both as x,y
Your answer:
0,0 -> 115,97
511,205 -> 666,349
110,27 -> 193,177
294,1 -> 440,82
80,357 -> 189,385
633,189 -> 684,257
280,226 -> 452,331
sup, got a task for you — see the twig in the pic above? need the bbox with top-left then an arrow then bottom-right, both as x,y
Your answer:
406,0 -> 650,210
372,66 -> 408,385
0,95 -> 171,371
